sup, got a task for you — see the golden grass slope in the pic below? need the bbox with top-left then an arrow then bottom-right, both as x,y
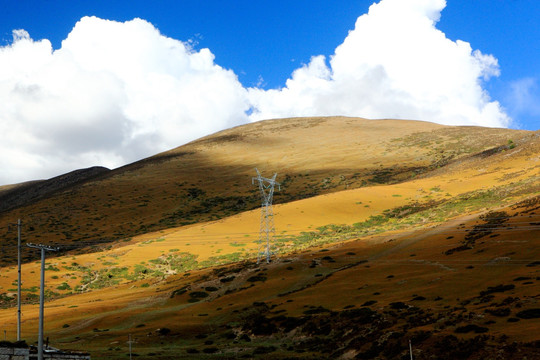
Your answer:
0,118 -> 538,358
0,196 -> 538,359
0,117 -> 532,266
0,120 -> 537,300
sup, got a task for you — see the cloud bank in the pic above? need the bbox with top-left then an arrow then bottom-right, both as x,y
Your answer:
0,17 -> 250,185
0,0 -> 510,185
247,0 -> 510,127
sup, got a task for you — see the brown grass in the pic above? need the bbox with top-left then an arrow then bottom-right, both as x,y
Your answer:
0,117 -> 538,358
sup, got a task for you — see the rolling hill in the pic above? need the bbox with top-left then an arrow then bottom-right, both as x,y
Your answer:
0,117 -> 532,264
0,116 -> 538,359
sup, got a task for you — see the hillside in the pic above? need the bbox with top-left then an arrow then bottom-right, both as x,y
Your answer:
0,117 -> 531,265
0,166 -> 110,213
0,197 -> 538,359
0,116 -> 538,359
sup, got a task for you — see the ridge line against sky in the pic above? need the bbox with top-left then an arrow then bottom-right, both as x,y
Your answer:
0,0 -> 538,185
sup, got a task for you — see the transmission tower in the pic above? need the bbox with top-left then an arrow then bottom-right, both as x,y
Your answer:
252,168 -> 280,264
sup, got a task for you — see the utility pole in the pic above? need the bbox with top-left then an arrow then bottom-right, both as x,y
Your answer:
128,334 -> 133,360
27,243 -> 58,360
252,168 -> 280,264
17,219 -> 21,341
8,219 -> 24,341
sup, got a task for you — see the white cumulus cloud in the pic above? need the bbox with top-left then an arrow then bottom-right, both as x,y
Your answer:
0,17 -> 249,185
0,0 -> 512,185
247,0 -> 510,128
506,77 -> 540,124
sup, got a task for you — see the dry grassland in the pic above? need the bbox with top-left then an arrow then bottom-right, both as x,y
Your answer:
0,117 -> 538,358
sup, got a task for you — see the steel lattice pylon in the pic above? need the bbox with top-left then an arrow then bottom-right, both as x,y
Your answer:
252,168 -> 280,264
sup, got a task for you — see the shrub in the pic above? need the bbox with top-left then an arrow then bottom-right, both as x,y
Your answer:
480,284 -> 515,297
202,347 -> 218,354
485,308 -> 511,317
56,282 -> 71,291
157,328 -> 171,335
247,275 -> 267,282
188,291 -> 209,302
455,325 -> 489,334
253,346 -> 277,354
303,306 -> 330,315
390,302 -> 408,310
516,309 -> 540,319
362,300 -> 377,307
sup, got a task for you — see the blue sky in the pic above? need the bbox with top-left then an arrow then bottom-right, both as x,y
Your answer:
0,1 -> 370,88
2,0 -> 538,126
439,0 -> 540,130
0,0 -> 538,184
